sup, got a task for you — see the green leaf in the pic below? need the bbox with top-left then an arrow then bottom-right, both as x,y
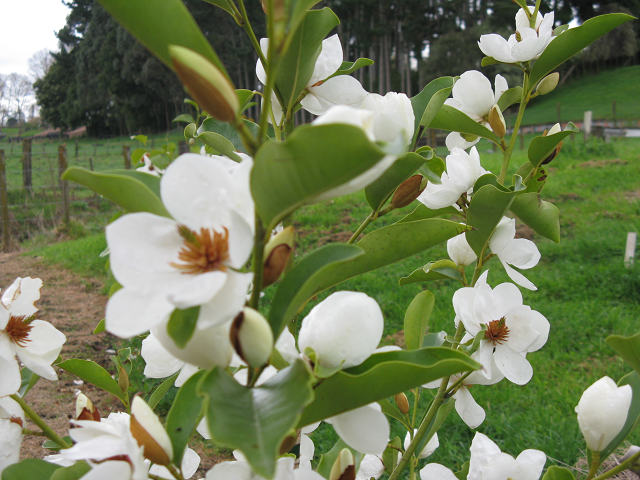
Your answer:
199,360 -> 315,478
97,0 -> 228,76
173,113 -> 196,124
167,306 -> 200,349
399,260 -> 462,286
365,152 -> 426,211
1,459 -> 61,480
465,184 -> 516,257
423,331 -> 447,347
607,332 -> 640,375
268,244 -> 364,338
276,8 -> 340,112
308,219 -> 471,295
166,371 -> 205,466
42,436 -> 73,452
421,156 -> 446,184
542,466 -> 576,480
379,399 -> 411,429
62,168 -> 170,217
317,439 -> 364,479
396,204 -> 459,223
411,76 -> 456,141
383,437 -> 402,474
93,318 -> 106,334
194,131 -> 242,162
147,373 -> 179,409
58,359 -> 126,403
430,105 -> 500,144
19,367 -> 40,398
528,122 -> 578,167
510,193 -> 560,243
197,117 -> 261,154
404,291 -> 435,350
298,348 -> 480,426
130,134 -> 147,145
454,462 -> 470,480
285,0 -> 323,51
50,462 -> 92,480
201,0 -> 236,17
497,87 -> 522,111
529,13 -> 635,88
327,58 -> 374,80
481,56 -> 500,67
236,89 -> 256,111
251,124 -> 386,229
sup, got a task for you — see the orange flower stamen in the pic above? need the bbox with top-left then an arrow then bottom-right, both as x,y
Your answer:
170,226 -> 230,275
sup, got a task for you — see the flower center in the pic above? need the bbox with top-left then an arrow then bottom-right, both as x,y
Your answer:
170,226 -> 230,275
484,317 -> 509,345
5,315 -> 33,347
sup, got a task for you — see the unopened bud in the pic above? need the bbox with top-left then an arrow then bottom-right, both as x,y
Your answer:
536,72 -> 559,96
488,105 -> 506,138
279,431 -> 297,455
394,393 -> 410,415
188,138 -> 196,146
329,448 -> 356,480
515,30 -> 523,42
169,45 -> 239,123
75,393 -> 100,421
118,366 -> 129,393
263,226 -> 295,288
391,175 -> 427,209
130,396 -> 174,466
230,307 -> 274,368
541,123 -> 563,164
184,123 -> 197,139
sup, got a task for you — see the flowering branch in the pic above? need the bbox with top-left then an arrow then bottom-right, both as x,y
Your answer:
499,71 -> 530,184
10,394 -> 71,449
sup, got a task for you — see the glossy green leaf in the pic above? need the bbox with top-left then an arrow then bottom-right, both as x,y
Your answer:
308,219 -> 470,295
530,14 -> 635,88
382,437 -> 402,475
365,152 -> 425,211
607,332 -> 640,375
58,359 -> 126,403
481,56 -> 500,67
379,399 -> 411,429
268,244 -> 364,338
50,462 -> 92,480
516,163 -> 548,194
147,373 -> 179,409
298,348 -> 480,426
63,168 -> 170,217
131,148 -> 146,165
396,204 -> 459,223
399,260 -> 462,286
465,184 -> 516,257
512,0 -> 528,11
454,462 -> 470,480
528,122 -> 578,167
42,436 -> 73,452
201,0 -> 235,16
1,459 -> 61,480
97,0 -> 227,76
251,124 -> 386,229
285,0 -> 323,51
404,291 -> 435,350
328,58 -> 374,80
421,156 -> 446,184
199,360 -> 315,478
542,466 -> 576,480
430,105 -> 500,144
93,318 -> 106,334
411,76 -> 456,140
194,132 -> 242,162
197,117 -> 261,153
236,89 -> 256,111
510,193 -> 560,243
166,371 -> 205,466
276,8 -> 340,112
497,87 -> 522,111
19,367 -> 40,398
423,331 -> 447,347
317,439 -> 364,479
167,306 -> 200,349
173,113 -> 195,124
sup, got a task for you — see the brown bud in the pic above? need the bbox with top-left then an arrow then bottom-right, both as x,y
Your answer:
488,105 -> 506,138
391,175 -> 427,209
330,448 -> 356,480
130,397 -> 174,466
263,226 -> 295,287
118,366 -> 129,394
75,393 -> 100,422
394,392 -> 410,415
279,433 -> 297,455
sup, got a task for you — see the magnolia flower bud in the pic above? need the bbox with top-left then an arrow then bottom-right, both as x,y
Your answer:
169,45 -> 239,123
230,307 -> 274,368
329,448 -> 355,480
404,431 -> 439,459
575,376 -> 632,452
75,393 -> 100,421
394,393 -> 410,415
447,234 -> 477,266
391,176 -> 427,209
130,396 -> 174,465
536,72 -> 560,96
488,105 -> 506,138
184,123 -> 197,139
541,123 -> 563,164
263,226 -> 295,288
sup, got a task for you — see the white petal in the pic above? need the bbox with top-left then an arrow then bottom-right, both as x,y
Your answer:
494,345 -> 533,385
492,281 -> 523,315
175,363 -> 199,387
7,277 -> 42,318
197,271 -> 253,329
19,320 -> 65,357
302,75 -> 368,115
294,469 -> 326,480
418,177 -> 463,210
275,329 -> 301,365
300,434 -> 315,459
454,387 -> 486,429
445,132 -> 480,151
511,35 -> 549,62
503,305 -> 539,352
309,34 -> 344,85
141,333 -> 184,379
494,75 -> 509,105
524,309 -> 550,353
501,260 -> 537,291
452,71 -> 495,120
106,288 -> 174,338
489,217 -> 515,255
513,449 -> 547,480
197,416 -> 212,440
330,404 -> 390,456
419,463 -> 459,480
255,39 -> 269,85
226,210 -> 255,269
469,432 -> 502,476
478,35 -> 516,63
499,238 -> 540,270
206,461 -> 252,480
81,462 -> 133,480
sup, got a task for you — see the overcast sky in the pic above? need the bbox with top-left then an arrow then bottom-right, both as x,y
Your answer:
0,0 -> 71,76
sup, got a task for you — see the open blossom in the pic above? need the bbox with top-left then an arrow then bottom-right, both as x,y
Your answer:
420,432 -> 546,480
0,397 -> 24,475
141,332 -> 199,386
360,91 -> 415,146
489,217 -> 541,291
448,233 -> 477,266
105,153 -> 254,339
478,7 -> 555,63
0,277 -> 66,396
453,271 -> 549,385
404,431 -> 440,458
136,153 -> 164,176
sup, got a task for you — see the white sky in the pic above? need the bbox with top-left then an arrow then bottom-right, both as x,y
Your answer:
0,0 -> 71,76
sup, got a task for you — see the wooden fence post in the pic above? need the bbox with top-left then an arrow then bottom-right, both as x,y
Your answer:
22,138 -> 32,194
0,150 -> 10,252
123,145 -> 132,169
58,145 -> 70,225
625,232 -> 637,268
584,111 -> 592,141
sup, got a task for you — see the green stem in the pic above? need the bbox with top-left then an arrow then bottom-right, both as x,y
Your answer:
592,449 -> 640,480
347,210 -> 376,244
249,213 -> 267,310
10,394 -> 70,449
444,371 -> 472,397
235,119 -> 260,156
167,463 -> 185,480
469,250 -> 487,287
258,0 -> 278,142
237,0 -> 267,67
499,71 -> 530,184
22,429 -> 46,436
585,452 -> 601,480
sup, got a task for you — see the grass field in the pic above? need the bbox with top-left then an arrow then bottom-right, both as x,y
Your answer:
26,133 -> 640,475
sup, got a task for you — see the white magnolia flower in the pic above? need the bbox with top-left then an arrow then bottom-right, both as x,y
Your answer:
150,448 -> 201,479
0,396 -> 24,474
0,277 -> 66,396
445,71 -> 508,123
206,456 -> 324,480
420,432 -> 546,480
325,403 -> 390,456
489,217 -> 541,291
360,92 -> 415,146
448,233 -> 477,267
356,455 -> 385,480
136,154 -> 164,176
575,376 -> 632,452
418,147 -> 483,210
404,431 -> 439,458
478,7 -> 555,63
452,271 -> 550,385
256,35 -> 368,123
140,332 -> 199,386
106,153 -> 254,338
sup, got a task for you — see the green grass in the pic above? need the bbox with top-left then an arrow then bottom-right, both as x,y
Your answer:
26,136 -> 640,474
522,65 -> 640,126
